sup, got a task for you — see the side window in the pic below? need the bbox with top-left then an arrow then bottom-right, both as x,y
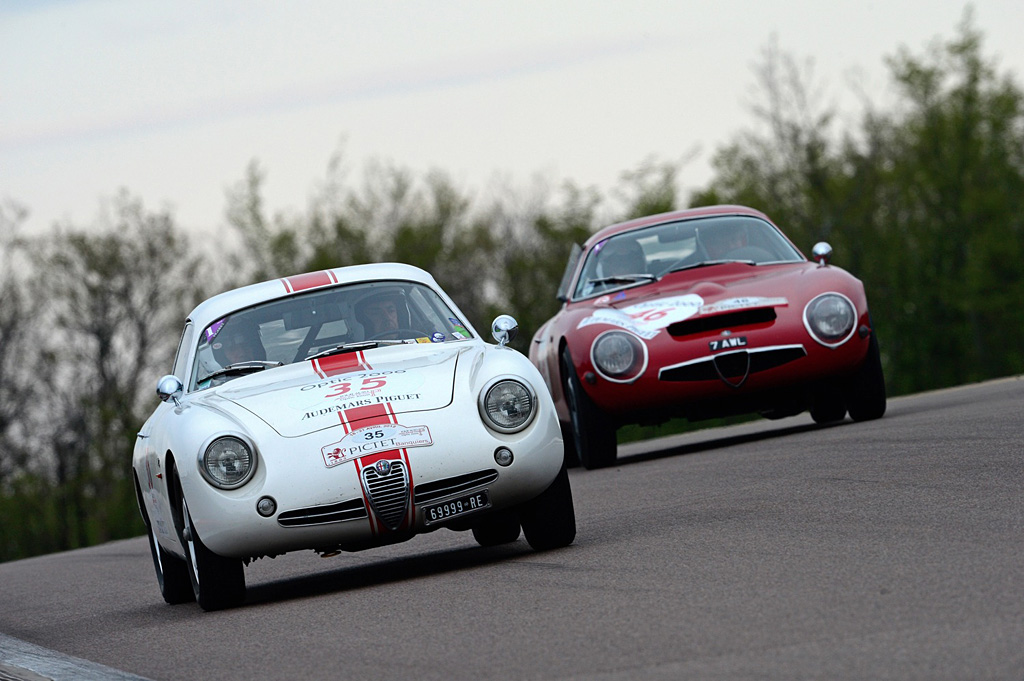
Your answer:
556,244 -> 582,302
172,323 -> 195,383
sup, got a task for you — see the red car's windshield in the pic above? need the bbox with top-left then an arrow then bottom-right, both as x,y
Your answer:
572,215 -> 804,300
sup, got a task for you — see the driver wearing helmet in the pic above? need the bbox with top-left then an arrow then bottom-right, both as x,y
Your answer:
212,318 -> 266,366
355,290 -> 405,338
598,238 -> 646,277
701,223 -> 747,259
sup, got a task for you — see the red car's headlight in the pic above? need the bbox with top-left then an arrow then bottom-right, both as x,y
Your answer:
591,331 -> 647,383
803,292 -> 857,347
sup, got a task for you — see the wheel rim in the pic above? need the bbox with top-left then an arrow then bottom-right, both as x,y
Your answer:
149,522 -> 165,578
182,497 -> 200,584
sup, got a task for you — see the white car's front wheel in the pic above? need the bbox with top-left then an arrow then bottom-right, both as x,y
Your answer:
178,486 -> 245,611
146,513 -> 193,605
520,465 -> 576,551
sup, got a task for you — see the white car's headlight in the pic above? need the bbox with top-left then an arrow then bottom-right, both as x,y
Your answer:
199,436 -> 256,489
804,292 -> 856,347
479,379 -> 537,433
591,330 -> 647,382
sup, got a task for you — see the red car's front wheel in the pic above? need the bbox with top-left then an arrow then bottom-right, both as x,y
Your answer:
561,346 -> 617,469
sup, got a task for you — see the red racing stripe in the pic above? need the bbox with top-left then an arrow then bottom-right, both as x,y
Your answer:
341,402 -> 415,535
312,351 -> 371,378
281,270 -> 339,293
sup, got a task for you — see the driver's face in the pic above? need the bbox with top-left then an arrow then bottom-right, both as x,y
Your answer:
220,331 -> 259,364
364,300 -> 399,334
705,229 -> 744,258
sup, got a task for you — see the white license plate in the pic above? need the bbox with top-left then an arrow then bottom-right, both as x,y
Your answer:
423,490 -> 490,525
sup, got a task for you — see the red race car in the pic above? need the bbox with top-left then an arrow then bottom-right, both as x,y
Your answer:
529,205 -> 886,469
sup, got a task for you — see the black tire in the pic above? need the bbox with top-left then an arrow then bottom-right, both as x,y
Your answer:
559,421 -> 580,468
145,513 -> 194,605
846,333 -> 887,422
810,384 -> 847,424
471,513 -> 521,547
561,346 -> 617,469
178,492 -> 246,611
520,465 -> 576,551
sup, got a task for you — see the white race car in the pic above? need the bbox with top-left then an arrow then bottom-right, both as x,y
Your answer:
133,263 -> 575,610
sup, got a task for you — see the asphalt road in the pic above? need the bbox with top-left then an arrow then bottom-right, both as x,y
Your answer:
1,377 -> 1022,681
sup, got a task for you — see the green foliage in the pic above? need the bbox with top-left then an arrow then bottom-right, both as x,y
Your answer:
692,12 -> 1024,394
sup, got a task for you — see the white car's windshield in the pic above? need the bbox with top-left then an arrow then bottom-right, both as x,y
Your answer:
572,215 -> 804,300
190,280 -> 473,390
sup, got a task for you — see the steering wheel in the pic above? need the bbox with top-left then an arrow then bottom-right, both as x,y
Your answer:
368,328 -> 429,341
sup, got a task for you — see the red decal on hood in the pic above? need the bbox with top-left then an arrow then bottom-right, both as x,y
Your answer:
312,351 -> 371,378
281,270 -> 339,293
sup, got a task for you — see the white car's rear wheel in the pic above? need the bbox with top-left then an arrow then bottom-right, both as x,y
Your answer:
179,492 -> 245,611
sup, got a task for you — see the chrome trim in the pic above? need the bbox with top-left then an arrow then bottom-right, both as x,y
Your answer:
658,344 -> 807,381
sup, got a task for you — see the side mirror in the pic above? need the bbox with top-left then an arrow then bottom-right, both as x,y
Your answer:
490,315 -> 519,348
812,242 -> 833,267
156,375 -> 184,406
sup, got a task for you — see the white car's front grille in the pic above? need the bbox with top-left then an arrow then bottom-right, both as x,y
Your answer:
361,460 -> 410,531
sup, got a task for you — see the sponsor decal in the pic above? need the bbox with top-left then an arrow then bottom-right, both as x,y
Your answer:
204,318 -> 226,342
578,294 -> 704,339
302,393 -> 422,420
321,422 -> 432,468
448,317 -> 471,338
431,332 -> 446,343
699,297 -> 788,315
415,337 -> 432,343
709,336 -> 748,352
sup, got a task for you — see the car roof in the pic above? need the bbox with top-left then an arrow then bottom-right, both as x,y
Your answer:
582,204 -> 773,249
186,262 -> 440,329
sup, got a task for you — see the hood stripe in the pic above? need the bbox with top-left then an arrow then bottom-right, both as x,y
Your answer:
343,402 -> 415,535
312,351 -> 370,378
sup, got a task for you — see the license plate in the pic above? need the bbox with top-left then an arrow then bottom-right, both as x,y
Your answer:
423,490 -> 490,526
709,336 -> 747,352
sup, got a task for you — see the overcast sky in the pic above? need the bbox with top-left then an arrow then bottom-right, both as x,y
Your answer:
3,0 -> 1023,238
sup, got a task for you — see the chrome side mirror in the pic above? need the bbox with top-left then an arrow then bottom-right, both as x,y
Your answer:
156,375 -> 184,407
812,242 -> 833,267
491,315 -> 519,348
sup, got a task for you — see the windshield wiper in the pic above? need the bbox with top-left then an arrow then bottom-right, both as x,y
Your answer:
663,260 -> 755,276
306,339 -> 407,361
198,360 -> 283,384
586,273 -> 657,287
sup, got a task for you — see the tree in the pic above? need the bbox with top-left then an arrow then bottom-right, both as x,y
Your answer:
25,193 -> 205,549
690,13 -> 1024,394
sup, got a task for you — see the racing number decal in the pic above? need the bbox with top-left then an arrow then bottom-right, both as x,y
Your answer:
325,376 -> 389,399
629,308 -> 671,323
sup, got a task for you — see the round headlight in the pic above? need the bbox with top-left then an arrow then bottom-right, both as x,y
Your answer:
200,436 -> 256,489
480,379 -> 536,433
591,331 -> 647,382
804,293 -> 856,347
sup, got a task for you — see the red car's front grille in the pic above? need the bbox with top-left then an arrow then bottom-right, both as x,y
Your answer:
667,308 -> 776,337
